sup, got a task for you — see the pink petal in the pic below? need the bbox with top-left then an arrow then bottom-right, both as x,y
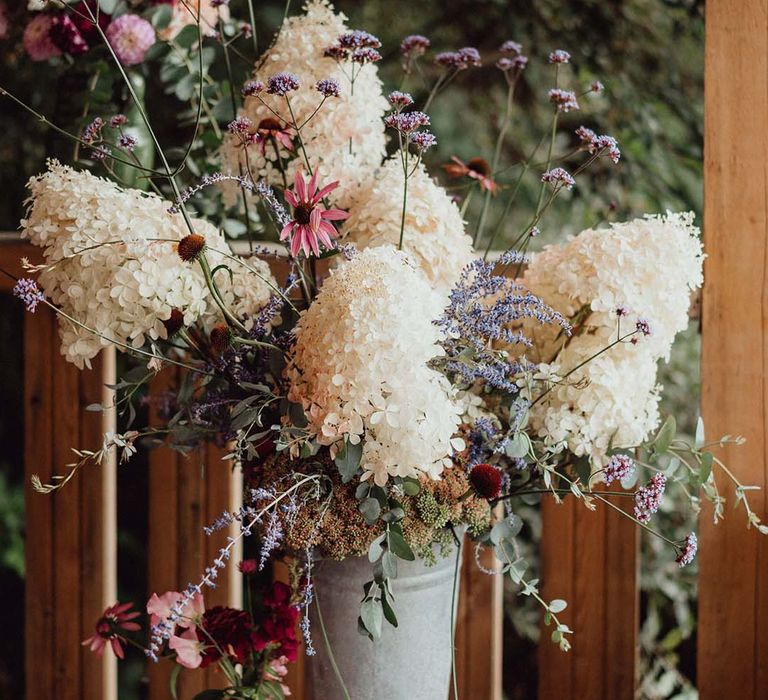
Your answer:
277,133 -> 294,150
315,180 -> 340,200
110,638 -> 125,660
316,224 -> 335,249
309,206 -> 322,232
290,231 -> 302,257
294,170 -> 307,201
284,190 -> 298,208
169,629 -> 203,669
308,170 -> 319,198
147,591 -> 182,627
280,222 -> 296,241
320,208 -> 349,221
120,622 -> 142,632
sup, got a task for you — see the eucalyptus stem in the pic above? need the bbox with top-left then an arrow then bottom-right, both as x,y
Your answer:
314,587 -> 351,700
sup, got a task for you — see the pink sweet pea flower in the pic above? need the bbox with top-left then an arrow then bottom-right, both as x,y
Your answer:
169,628 -> 204,669
280,170 -> 349,257
147,590 -> 205,629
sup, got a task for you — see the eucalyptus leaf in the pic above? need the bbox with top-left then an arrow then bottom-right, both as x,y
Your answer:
700,451 -> 714,482
548,599 -> 567,613
387,528 -> 415,561
335,439 -> 362,483
695,416 -> 706,449
381,550 -> 398,578
360,599 -> 383,639
360,497 -> 381,525
368,534 -> 385,562
654,415 -> 676,455
381,594 -> 399,627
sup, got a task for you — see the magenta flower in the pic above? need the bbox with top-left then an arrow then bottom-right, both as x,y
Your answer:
23,14 -> 62,62
105,14 -> 156,66
281,171 -> 349,257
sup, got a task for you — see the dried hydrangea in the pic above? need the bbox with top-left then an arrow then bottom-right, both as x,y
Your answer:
286,246 -> 464,485
520,212 -> 704,466
341,154 -> 474,294
218,0 -> 388,209
20,161 -> 276,367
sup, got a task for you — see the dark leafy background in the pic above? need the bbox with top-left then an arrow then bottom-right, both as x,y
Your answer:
0,1 -> 703,697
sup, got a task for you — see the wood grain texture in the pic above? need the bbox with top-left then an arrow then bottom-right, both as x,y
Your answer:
147,370 -> 243,699
538,493 -> 638,700
700,1 -> 768,697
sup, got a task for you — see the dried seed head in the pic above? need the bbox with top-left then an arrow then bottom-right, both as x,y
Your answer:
210,324 -> 232,353
162,308 -> 185,337
177,234 -> 206,262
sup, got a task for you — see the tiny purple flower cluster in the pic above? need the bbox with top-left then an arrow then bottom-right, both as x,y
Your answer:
400,34 -> 430,58
109,114 -> 128,128
351,47 -> 382,64
266,71 -> 300,96
634,473 -> 666,523
384,110 -> 430,132
315,78 -> 341,98
409,131 -> 437,151
117,134 -> 137,151
82,117 -> 104,145
541,167 -> 575,190
548,88 -> 580,113
242,79 -> 265,97
388,90 -> 414,108
498,40 -> 528,71
435,47 -> 482,70
548,49 -> 571,64
635,318 -> 652,336
13,278 -> 45,313
576,127 -> 621,162
603,454 -> 635,485
675,532 -> 698,567
324,29 -> 381,63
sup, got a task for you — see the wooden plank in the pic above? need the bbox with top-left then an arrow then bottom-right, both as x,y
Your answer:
79,349 -> 117,699
24,308 -> 56,700
451,535 -> 503,700
539,492 -> 638,700
700,1 -> 768,697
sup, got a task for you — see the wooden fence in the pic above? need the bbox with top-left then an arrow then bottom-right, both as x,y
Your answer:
5,2 -> 767,694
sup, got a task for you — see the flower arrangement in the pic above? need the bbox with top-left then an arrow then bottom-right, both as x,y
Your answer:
4,0 -> 765,696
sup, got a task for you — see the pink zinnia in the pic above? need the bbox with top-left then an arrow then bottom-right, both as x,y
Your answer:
81,601 -> 141,659
105,14 -> 156,66
280,171 -> 349,257
23,14 -> 62,62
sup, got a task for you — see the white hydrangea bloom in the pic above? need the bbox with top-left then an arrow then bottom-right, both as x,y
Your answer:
286,246 -> 464,485
218,0 -> 388,209
521,212 -> 704,465
21,161 -> 276,368
341,155 -> 474,294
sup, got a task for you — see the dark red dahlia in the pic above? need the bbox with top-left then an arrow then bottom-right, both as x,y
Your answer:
198,606 -> 254,668
50,15 -> 89,56
238,559 -> 259,575
469,463 -> 502,500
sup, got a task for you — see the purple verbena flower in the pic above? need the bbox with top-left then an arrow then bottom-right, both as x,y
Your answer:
13,278 -> 45,313
548,49 -> 571,64
266,71 -> 300,96
351,47 -> 381,64
82,117 -> 104,145
436,47 -> 481,70
603,454 -> 635,485
338,29 -> 381,49
315,78 -> 341,97
384,110 -> 430,132
388,90 -> 414,108
548,88 -> 579,112
575,126 -> 597,144
635,318 -> 652,336
109,114 -> 128,128
675,532 -> 698,567
634,473 -> 666,523
400,34 -> 430,57
590,80 -> 605,94
242,79 -> 264,97
323,45 -> 349,61
499,40 -> 523,55
228,116 -> 253,137
409,131 -> 437,151
541,167 -> 575,190
117,134 -> 137,151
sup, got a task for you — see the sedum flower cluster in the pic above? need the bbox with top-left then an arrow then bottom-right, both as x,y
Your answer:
521,212 -> 704,464
218,0 -> 388,209
341,155 -> 473,293
286,246 -> 464,485
21,160 -> 276,368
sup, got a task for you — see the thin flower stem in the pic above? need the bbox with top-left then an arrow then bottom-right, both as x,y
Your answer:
285,96 -> 313,176
398,138 -> 409,250
449,527 -> 462,700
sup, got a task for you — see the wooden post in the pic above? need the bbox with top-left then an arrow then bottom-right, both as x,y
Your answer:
1,240 -> 117,700
700,2 -> 768,697
147,369 -> 243,699
538,494 -> 639,699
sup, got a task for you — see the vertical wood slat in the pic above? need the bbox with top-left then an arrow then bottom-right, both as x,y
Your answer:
701,2 -> 768,697
8,239 -> 118,700
538,493 -> 639,699
147,369 -> 243,699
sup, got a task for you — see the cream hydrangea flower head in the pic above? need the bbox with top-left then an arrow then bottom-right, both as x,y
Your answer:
341,154 -> 474,294
521,212 -> 704,465
21,160 -> 276,368
286,245 -> 464,485
218,0 -> 388,209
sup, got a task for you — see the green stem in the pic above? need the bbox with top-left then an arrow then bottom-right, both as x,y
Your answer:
314,587 -> 351,700
398,143 -> 409,250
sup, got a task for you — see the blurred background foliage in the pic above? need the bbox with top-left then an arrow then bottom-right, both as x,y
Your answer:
0,0 -> 703,697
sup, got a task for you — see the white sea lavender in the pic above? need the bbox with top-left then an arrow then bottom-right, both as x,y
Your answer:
286,246 -> 465,486
21,160 -> 276,368
520,212 -> 704,466
218,0 -> 388,209
341,154 -> 474,294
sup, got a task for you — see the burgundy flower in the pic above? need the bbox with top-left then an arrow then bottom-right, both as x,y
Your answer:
238,559 -> 259,574
198,606 -> 254,668
82,602 -> 141,659
469,463 -> 502,500
177,233 -> 206,262
50,14 -> 89,56
280,171 -> 349,257
253,118 -> 294,156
